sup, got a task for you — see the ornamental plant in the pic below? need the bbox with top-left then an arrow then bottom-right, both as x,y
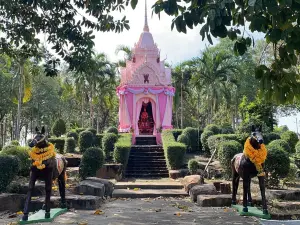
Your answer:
66,131 -> 79,143
78,131 -> 94,153
64,137 -> 76,153
268,139 -> 291,154
280,131 -> 298,153
51,118 -> 66,137
188,159 -> 198,175
79,147 -> 104,179
201,130 -> 214,155
0,155 -> 19,192
102,133 -> 118,159
106,126 -> 118,135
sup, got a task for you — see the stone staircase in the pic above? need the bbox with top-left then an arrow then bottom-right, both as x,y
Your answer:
125,136 -> 169,178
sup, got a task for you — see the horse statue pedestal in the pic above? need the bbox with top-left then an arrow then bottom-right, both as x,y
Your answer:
232,204 -> 271,219
19,208 -> 68,224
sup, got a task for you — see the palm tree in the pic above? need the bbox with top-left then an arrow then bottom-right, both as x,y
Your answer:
115,45 -> 132,68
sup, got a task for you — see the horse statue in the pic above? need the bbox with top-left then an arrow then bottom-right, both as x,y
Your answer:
22,126 -> 68,221
231,125 -> 268,214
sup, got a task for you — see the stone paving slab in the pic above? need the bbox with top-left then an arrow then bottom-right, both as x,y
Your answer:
112,189 -> 188,198
2,198 -> 260,225
115,181 -> 183,189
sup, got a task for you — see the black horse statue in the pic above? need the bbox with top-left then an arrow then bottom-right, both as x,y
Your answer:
231,125 -> 268,214
22,126 -> 67,221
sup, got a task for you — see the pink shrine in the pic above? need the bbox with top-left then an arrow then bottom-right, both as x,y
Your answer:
116,2 -> 175,144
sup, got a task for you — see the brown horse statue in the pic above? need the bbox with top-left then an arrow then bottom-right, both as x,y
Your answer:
22,126 -> 68,221
231,125 -> 268,214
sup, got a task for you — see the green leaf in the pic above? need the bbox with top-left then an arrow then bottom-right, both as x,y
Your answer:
130,0 -> 138,9
207,34 -> 213,45
184,12 -> 194,29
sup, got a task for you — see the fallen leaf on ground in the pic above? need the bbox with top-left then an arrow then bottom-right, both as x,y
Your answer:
94,209 -> 104,215
223,208 -> 229,212
133,188 -> 140,191
16,211 -> 23,215
31,197 -> 39,200
78,221 -> 88,225
52,186 -> 58,191
174,212 -> 182,217
155,209 -> 161,212
7,222 -> 18,225
66,184 -> 70,188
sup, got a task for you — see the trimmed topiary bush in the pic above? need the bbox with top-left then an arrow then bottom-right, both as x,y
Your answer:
266,143 -> 290,187
268,139 -> 291,154
48,138 -> 65,154
204,124 -> 221,134
218,140 -> 242,178
201,130 -> 214,155
171,129 -> 183,141
0,155 -> 19,192
295,141 -> 300,154
220,124 -> 234,134
51,118 -> 66,137
10,140 -> 20,146
75,128 -> 86,134
207,134 -> 240,155
66,131 -> 79,143
177,133 -> 189,150
162,130 -> 186,169
106,126 -> 118,135
264,132 -> 281,145
181,127 -> 201,152
86,128 -> 97,136
78,131 -> 94,153
102,133 -> 118,159
79,147 -> 105,179
281,131 -> 298,153
113,134 -> 132,167
0,146 -> 30,177
188,159 -> 198,175
64,137 -> 76,153
94,134 -> 104,147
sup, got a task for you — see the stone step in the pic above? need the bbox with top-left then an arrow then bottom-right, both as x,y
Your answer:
112,189 -> 188,198
272,201 -> 300,210
126,165 -> 168,170
131,145 -> 162,148
64,154 -> 82,167
125,172 -> 169,178
126,169 -> 168,174
129,155 -> 165,159
197,194 -> 232,207
115,182 -> 184,190
267,189 -> 300,201
127,159 -> 167,163
129,152 -> 164,157
130,148 -> 164,153
136,136 -> 156,141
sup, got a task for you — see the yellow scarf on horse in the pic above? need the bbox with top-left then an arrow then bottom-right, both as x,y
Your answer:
243,138 -> 267,176
30,143 -> 56,170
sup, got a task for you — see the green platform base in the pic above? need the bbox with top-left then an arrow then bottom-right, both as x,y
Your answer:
232,204 -> 271,220
19,208 -> 68,224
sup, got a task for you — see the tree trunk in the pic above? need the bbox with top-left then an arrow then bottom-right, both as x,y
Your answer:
81,92 -> 84,127
90,85 -> 94,128
16,62 -> 24,140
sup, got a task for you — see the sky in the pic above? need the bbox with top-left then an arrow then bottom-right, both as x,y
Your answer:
89,0 -> 299,132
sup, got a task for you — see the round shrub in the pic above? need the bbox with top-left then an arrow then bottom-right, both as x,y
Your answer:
268,139 -> 291,154
102,133 -> 118,158
181,127 -> 201,152
86,128 -> 97,136
2,145 -> 15,152
295,141 -> 300,154
75,128 -> 86,134
204,124 -> 220,134
201,130 -> 214,154
10,140 -> 20,146
64,137 -> 76,153
220,124 -> 234,134
51,118 -> 66,137
66,131 -> 79,142
281,131 -> 298,152
94,134 -> 104,147
207,134 -> 239,155
0,155 -> 19,192
113,134 -> 132,167
236,119 -> 270,134
188,159 -> 198,175
177,134 -> 189,149
106,126 -> 118,135
264,132 -> 281,145
79,147 -> 104,179
265,143 -> 290,187
0,146 -> 30,177
218,140 -> 242,178
78,131 -> 94,153
172,129 -> 183,141
48,138 -> 65,154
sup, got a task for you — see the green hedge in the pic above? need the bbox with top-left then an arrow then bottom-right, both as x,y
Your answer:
0,146 -> 30,177
218,140 -> 242,178
78,131 -> 94,153
268,139 -> 291,154
281,131 -> 298,153
106,126 -> 118,135
48,138 -> 65,154
181,127 -> 201,152
295,141 -> 300,154
0,155 -> 19,192
102,133 -> 118,159
204,124 -> 221,134
266,143 -> 291,187
86,128 -> 97,135
75,128 -> 87,134
201,130 -> 214,154
188,159 -> 198,175
207,134 -> 239,155
162,130 -> 186,169
66,131 -> 79,143
220,124 -> 234,134
51,118 -> 66,137
171,129 -> 183,141
264,132 -> 281,145
113,134 -> 132,168
94,134 -> 104,147
64,137 -> 76,153
10,140 -> 20,146
79,147 -> 105,179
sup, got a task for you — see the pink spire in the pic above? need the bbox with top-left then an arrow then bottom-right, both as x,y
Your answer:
143,0 -> 149,32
